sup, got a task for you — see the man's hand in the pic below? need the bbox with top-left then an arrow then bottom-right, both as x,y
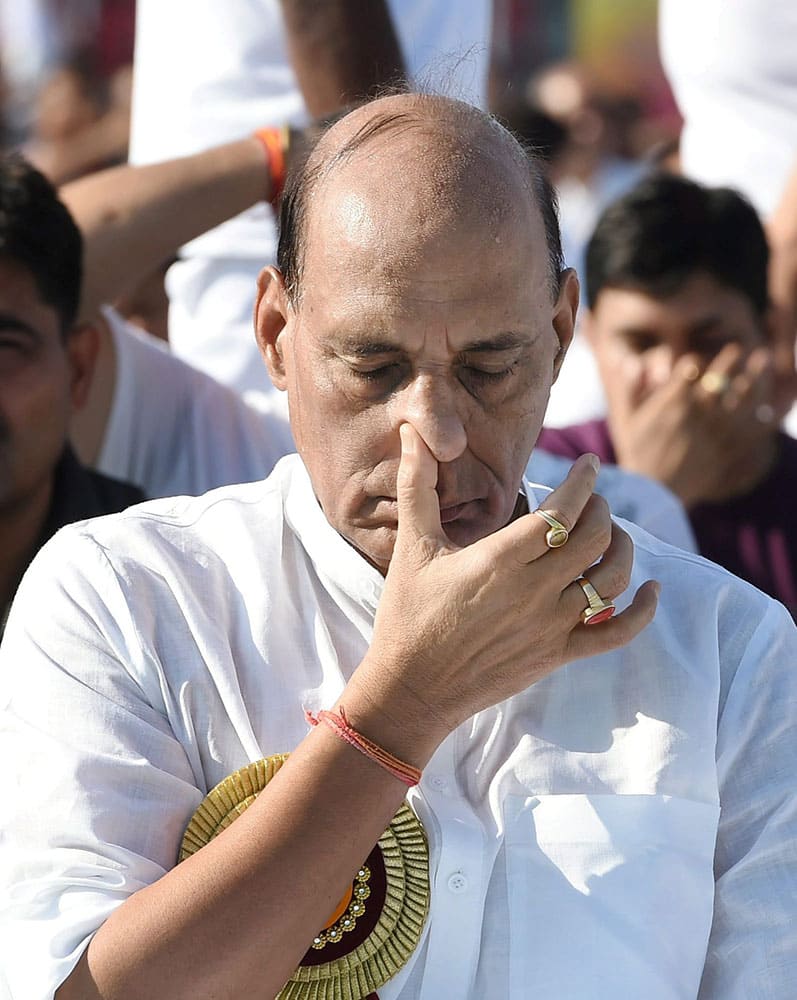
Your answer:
348,423 -> 659,761
609,345 -> 776,508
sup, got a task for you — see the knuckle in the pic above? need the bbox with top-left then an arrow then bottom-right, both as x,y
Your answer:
599,562 -> 631,598
581,494 -> 611,536
538,505 -> 572,533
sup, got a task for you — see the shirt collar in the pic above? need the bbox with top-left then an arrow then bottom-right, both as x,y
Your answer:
282,456 -> 386,617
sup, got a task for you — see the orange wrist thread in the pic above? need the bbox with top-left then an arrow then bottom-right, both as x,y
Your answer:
305,706 -> 422,787
254,125 -> 289,208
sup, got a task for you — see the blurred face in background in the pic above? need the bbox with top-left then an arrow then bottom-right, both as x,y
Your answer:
0,257 -> 94,517
585,271 -> 769,417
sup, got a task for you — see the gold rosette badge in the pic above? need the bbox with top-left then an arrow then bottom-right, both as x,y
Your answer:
180,754 -> 430,1000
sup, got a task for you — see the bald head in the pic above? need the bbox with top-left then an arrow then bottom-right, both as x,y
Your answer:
277,93 -> 564,304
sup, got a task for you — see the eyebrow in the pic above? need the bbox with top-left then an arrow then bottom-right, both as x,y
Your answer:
617,315 -> 726,340
686,315 -> 726,338
0,313 -> 43,343
335,331 -> 530,357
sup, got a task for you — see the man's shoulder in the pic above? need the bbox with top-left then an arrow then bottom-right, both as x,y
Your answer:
622,514 -> 789,633
52,456 -> 300,570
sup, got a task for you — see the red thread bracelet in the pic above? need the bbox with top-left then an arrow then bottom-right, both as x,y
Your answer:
305,706 -> 422,787
254,125 -> 289,208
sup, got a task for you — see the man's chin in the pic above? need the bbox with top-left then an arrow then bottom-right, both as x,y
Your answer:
341,523 -> 398,576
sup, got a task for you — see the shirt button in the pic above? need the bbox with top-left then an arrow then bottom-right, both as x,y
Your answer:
429,775 -> 448,792
447,872 -> 469,894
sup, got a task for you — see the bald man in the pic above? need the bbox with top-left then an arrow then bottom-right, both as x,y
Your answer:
1,95 -> 795,1000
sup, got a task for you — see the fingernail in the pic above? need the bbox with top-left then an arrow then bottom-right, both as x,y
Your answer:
399,423 -> 413,452
587,453 -> 600,473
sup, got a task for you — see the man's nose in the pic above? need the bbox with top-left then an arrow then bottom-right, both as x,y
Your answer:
399,372 -> 467,464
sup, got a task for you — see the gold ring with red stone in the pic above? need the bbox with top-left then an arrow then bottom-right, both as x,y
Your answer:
576,576 -> 616,626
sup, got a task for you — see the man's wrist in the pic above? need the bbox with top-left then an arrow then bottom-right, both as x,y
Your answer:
338,665 -> 451,771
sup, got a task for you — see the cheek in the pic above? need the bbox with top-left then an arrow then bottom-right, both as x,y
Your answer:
295,399 -> 395,514
0,365 -> 70,436
598,345 -> 646,398
0,369 -> 70,499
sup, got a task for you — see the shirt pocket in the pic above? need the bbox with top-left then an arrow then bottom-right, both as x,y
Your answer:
503,793 -> 720,1000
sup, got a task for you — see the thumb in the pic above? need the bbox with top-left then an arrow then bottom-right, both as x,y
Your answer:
395,422 -> 446,554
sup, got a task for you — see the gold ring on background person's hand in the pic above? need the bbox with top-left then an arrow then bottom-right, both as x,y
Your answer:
699,371 -> 731,396
576,576 -> 616,626
533,509 -> 570,548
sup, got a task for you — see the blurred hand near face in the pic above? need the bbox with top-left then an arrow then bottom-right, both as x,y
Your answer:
608,343 -> 777,508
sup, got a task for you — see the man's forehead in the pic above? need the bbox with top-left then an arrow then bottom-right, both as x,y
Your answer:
285,94 -> 559,310
303,155 -> 542,291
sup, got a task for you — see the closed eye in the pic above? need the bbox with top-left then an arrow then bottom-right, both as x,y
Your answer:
349,362 -> 401,381
462,365 -> 516,384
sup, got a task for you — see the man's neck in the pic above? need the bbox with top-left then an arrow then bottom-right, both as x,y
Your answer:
0,477 -> 54,611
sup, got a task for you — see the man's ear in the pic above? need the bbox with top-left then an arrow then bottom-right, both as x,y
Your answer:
66,322 -> 99,411
254,265 -> 291,390
551,267 -> 580,382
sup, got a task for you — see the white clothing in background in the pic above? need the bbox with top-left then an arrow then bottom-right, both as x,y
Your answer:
1,454 -> 795,998
96,306 -> 293,498
659,0 -> 797,221
130,0 -> 492,392
542,326 -> 607,429
543,158 -> 645,430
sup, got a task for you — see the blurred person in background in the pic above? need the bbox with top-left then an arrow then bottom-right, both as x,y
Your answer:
527,60 -> 646,282
521,60 -> 649,430
0,154 -> 142,635
129,0 -> 492,392
659,0 -> 797,430
23,57 -> 132,183
0,0 -> 133,153
539,173 -> 797,616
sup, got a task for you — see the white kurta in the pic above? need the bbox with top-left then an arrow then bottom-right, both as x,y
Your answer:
0,455 -> 795,999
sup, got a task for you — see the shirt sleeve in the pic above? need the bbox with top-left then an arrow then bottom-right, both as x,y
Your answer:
0,528 -> 204,1000
699,598 -> 797,998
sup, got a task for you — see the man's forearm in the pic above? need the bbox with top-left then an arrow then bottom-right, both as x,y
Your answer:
60,137 -> 269,324
279,0 -> 406,119
55,719 -> 416,1000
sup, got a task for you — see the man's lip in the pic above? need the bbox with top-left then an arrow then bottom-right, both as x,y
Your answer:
439,501 -> 472,523
372,497 -> 477,523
